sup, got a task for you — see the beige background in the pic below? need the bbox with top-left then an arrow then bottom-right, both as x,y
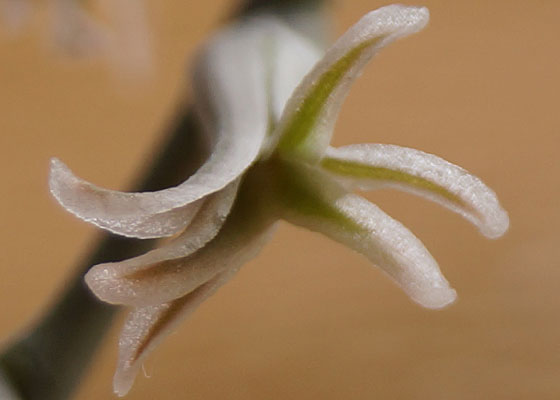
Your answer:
1,1 -> 559,399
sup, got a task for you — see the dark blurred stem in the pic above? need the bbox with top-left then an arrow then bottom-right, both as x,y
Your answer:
0,0 -> 326,399
0,107 -> 209,400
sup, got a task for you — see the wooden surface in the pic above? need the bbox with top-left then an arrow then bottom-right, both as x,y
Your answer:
1,1 -> 559,399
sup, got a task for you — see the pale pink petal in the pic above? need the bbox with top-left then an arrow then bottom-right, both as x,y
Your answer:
277,165 -> 456,309
86,215 -> 273,305
101,0 -> 153,78
50,0 -> 112,58
85,180 -> 242,305
49,18 -> 271,237
49,158 -> 204,239
274,5 -> 430,161
322,144 -> 509,238
113,266 -> 238,397
0,0 -> 31,34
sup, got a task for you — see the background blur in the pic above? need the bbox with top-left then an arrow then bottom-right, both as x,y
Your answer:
1,0 -> 559,399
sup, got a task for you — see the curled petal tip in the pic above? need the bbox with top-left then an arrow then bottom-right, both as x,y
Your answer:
361,5 -> 430,35
481,208 -> 510,239
275,5 -> 431,161
84,263 -> 140,305
321,144 -> 509,241
85,260 -> 170,307
84,264 -> 116,303
410,286 -> 457,310
48,157 -> 73,203
49,156 -> 64,174
84,181 -> 241,306
113,369 -> 135,397
275,165 -> 457,311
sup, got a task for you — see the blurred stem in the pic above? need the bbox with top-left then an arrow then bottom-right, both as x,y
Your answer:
0,0 -> 326,398
0,107 -> 208,400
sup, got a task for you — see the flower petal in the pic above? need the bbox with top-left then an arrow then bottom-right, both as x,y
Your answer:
102,0 -> 153,77
49,18 -> 270,237
112,266 -> 238,397
274,5 -> 429,161
49,158 -> 207,238
321,144 -> 509,238
268,22 -> 322,128
50,0 -> 113,57
85,180 -> 241,305
253,17 -> 323,157
273,164 -> 456,309
1,0 -> 31,34
90,215 -> 271,305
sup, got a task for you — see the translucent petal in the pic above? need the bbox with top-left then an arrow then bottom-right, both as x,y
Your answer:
102,0 -> 153,77
0,0 -> 31,34
49,158 -> 204,239
212,16 -> 323,157
50,0 -> 112,57
322,144 -> 509,238
49,18 -> 270,236
112,266 -> 238,397
85,180 -> 240,305
268,23 -> 322,129
275,5 -> 430,161
88,215 -> 272,306
275,165 -> 456,309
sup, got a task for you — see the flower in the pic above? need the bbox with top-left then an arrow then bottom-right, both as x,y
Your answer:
0,0 -> 30,33
2,0 -> 151,74
49,5 -> 509,396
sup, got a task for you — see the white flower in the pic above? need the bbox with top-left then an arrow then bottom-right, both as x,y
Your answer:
2,0 -> 152,74
49,5 -> 509,396
0,0 -> 30,33
51,0 -> 152,75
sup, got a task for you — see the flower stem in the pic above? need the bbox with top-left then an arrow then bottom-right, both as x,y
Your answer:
0,107 -> 209,400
